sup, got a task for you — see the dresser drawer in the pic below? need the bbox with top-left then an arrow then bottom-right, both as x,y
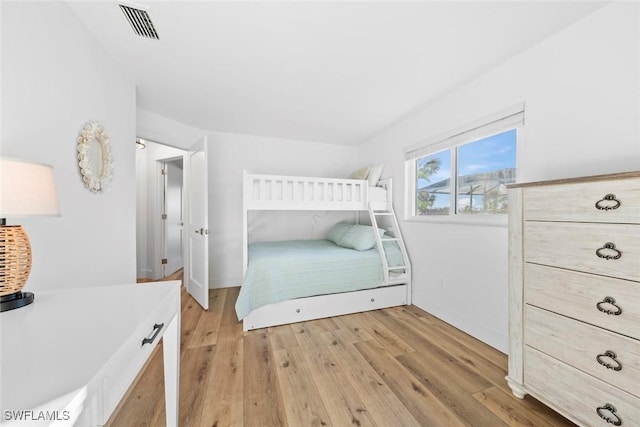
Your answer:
525,305 -> 640,398
525,264 -> 640,340
523,178 -> 640,223
525,347 -> 640,427
100,287 -> 179,424
524,221 -> 640,281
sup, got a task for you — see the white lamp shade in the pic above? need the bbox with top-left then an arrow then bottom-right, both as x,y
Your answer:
0,158 -> 61,218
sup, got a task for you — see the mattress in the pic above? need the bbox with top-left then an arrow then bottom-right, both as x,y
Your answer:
235,239 -> 403,320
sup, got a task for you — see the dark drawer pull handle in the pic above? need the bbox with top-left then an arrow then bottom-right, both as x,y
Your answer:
142,323 -> 164,346
595,194 -> 621,211
597,297 -> 622,316
596,242 -> 622,260
596,403 -> 622,426
597,350 -> 623,371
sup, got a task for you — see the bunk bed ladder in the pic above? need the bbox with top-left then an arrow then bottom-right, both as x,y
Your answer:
368,203 -> 412,304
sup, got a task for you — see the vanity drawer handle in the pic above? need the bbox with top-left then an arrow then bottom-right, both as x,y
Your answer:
596,242 -> 622,260
596,350 -> 622,371
597,297 -> 622,316
142,323 -> 164,346
595,194 -> 621,211
596,403 -> 622,426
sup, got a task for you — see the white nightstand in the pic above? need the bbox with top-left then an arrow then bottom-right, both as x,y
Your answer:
0,281 -> 181,426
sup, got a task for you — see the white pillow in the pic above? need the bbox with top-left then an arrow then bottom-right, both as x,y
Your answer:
349,166 -> 369,180
367,164 -> 384,186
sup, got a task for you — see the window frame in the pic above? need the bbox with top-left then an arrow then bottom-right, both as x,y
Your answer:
404,104 -> 524,227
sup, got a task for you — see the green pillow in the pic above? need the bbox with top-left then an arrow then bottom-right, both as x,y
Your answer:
326,222 -> 386,251
338,224 -> 381,251
325,222 -> 353,245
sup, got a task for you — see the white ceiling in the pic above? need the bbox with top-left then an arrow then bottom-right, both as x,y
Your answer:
68,1 -> 607,145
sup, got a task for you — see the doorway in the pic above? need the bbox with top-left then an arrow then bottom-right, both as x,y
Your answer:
162,158 -> 184,277
135,139 -> 188,280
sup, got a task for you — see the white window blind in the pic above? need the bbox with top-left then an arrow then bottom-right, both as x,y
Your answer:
405,103 -> 525,161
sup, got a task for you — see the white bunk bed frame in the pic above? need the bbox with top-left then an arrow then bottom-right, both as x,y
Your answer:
241,170 -> 412,331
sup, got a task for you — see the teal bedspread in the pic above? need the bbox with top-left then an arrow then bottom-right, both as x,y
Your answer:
235,239 -> 404,320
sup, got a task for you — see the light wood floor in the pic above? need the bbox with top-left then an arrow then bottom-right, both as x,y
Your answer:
109,273 -> 575,426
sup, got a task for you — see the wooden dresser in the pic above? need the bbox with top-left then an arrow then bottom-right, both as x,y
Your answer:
506,171 -> 640,427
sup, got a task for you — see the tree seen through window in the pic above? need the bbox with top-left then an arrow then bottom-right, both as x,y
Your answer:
415,129 -> 516,216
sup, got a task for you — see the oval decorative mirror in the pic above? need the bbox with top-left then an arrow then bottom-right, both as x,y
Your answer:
77,121 -> 113,192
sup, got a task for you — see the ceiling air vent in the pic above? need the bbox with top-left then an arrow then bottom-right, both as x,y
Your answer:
119,3 -> 159,40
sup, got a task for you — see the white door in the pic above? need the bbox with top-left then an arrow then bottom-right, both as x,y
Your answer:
163,160 -> 184,276
184,137 -> 209,310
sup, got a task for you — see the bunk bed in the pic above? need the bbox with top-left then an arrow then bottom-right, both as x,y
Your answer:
238,170 -> 412,331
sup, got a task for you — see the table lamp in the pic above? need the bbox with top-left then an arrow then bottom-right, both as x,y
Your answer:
0,157 -> 60,312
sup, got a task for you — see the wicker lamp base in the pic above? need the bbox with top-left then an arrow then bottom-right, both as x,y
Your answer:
0,224 -> 34,312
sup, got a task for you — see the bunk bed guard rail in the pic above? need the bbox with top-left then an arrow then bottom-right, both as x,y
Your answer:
243,170 -> 378,211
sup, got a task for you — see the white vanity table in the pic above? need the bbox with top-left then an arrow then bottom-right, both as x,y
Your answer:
0,281 -> 181,426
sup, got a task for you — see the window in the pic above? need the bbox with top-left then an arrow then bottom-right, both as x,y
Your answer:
406,105 -> 523,222
416,149 -> 451,215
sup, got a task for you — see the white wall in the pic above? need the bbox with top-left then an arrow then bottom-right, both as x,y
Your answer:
2,2 -> 137,291
357,2 -> 640,352
137,109 -> 204,149
135,146 -> 148,278
208,131 -> 360,287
